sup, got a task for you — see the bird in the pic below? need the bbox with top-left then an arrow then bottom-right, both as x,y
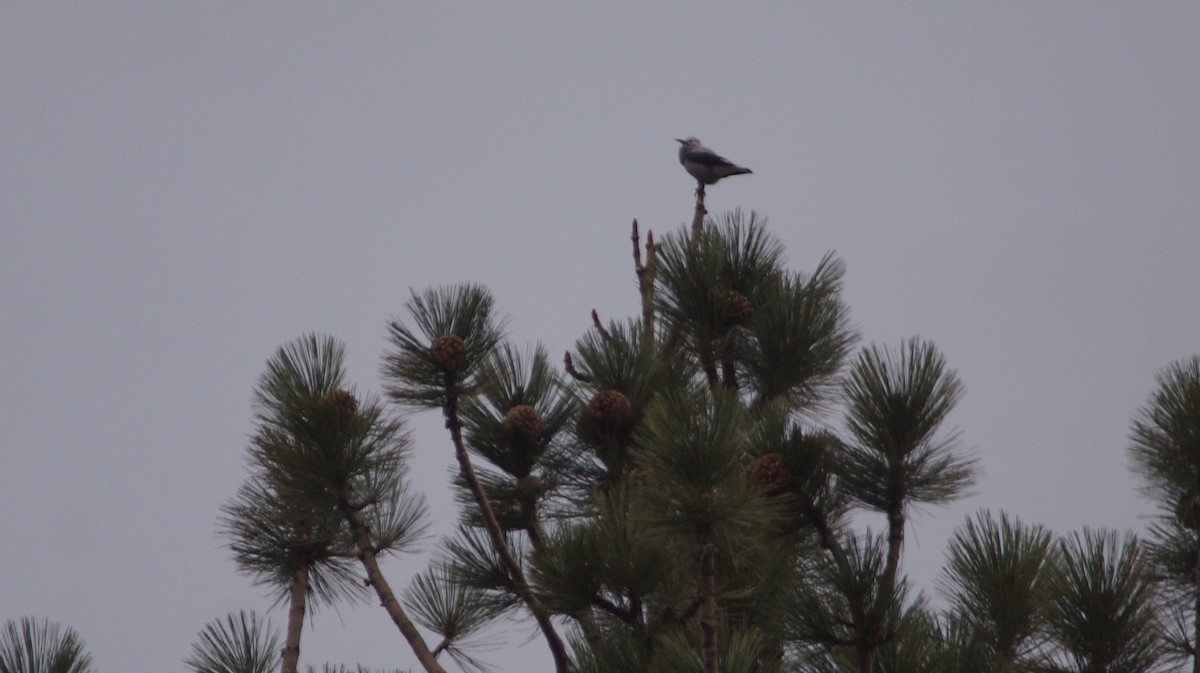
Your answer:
676,137 -> 752,185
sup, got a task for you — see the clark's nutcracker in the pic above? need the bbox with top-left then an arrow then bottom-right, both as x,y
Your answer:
676,137 -> 752,185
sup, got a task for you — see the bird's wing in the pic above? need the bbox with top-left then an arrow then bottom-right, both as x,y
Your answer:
682,150 -> 737,167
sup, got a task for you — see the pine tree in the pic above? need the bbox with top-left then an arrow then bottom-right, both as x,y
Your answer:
204,208 -> 1188,673
185,611 -> 279,673
1129,355 -> 1200,672
0,617 -> 95,673
369,212 -> 978,673
223,335 -> 433,673
1039,529 -> 1164,673
935,510 -> 1052,671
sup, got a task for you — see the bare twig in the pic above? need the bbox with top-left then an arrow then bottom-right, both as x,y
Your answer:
691,182 -> 707,233
591,309 -> 612,341
632,219 -> 656,342
631,218 -> 643,268
563,352 -> 591,383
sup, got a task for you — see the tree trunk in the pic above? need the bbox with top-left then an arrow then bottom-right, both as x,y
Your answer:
280,562 -> 307,673
885,508 -> 904,577
861,461 -> 907,673
1193,527 -> 1200,673
857,646 -> 874,673
884,459 -> 908,580
698,539 -> 719,673
338,492 -> 448,673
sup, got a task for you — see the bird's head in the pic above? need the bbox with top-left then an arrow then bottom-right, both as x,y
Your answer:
675,136 -> 701,148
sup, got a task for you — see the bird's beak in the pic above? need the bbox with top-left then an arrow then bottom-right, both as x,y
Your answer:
675,138 -> 685,144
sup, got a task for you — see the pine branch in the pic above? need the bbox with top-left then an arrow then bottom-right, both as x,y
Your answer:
590,595 -> 641,630
698,341 -> 720,388
442,382 -> 572,673
662,595 -> 705,626
337,484 -> 447,673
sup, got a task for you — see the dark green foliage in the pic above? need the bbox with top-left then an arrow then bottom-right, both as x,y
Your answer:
1041,529 -> 1165,673
572,319 -> 676,405
837,338 -> 977,512
205,213 -> 1182,673
0,617 -> 95,673
569,625 -> 653,673
253,334 -> 348,426
453,342 -> 578,533
460,343 -> 575,479
866,604 -> 945,673
937,510 -> 1052,669
217,334 -> 434,673
743,253 -> 858,409
185,611 -> 278,673
305,665 -> 410,673
530,522 -> 607,615
655,211 -> 784,346
570,320 -> 672,488
402,565 -> 502,673
220,474 -> 365,608
229,340 -> 429,607
359,477 -> 431,554
1126,355 -> 1200,671
1145,516 -> 1200,594
746,402 -> 850,537
653,213 -> 856,404
1129,355 -> 1200,517
441,525 -> 524,614
654,212 -> 786,388
633,387 -> 767,539
650,623 -> 775,673
932,614 -> 998,673
248,336 -> 416,504
570,617 -> 774,673
382,284 -> 506,409
799,605 -> 1003,673
245,335 -> 427,538
782,532 -> 910,650
563,219 -> 974,673
450,465 -> 538,533
531,482 -> 676,625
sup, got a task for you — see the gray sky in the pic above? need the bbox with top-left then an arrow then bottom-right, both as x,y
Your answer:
2,4 -> 1198,672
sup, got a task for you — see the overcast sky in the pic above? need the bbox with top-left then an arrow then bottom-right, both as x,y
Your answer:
2,4 -> 1198,672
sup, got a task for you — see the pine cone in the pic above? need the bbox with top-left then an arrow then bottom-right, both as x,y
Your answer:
724,290 -> 754,327
516,474 -> 544,500
1177,494 -> 1200,530
505,404 -> 544,439
587,390 -> 633,429
324,388 -> 359,416
430,334 -> 467,372
748,452 -> 790,494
